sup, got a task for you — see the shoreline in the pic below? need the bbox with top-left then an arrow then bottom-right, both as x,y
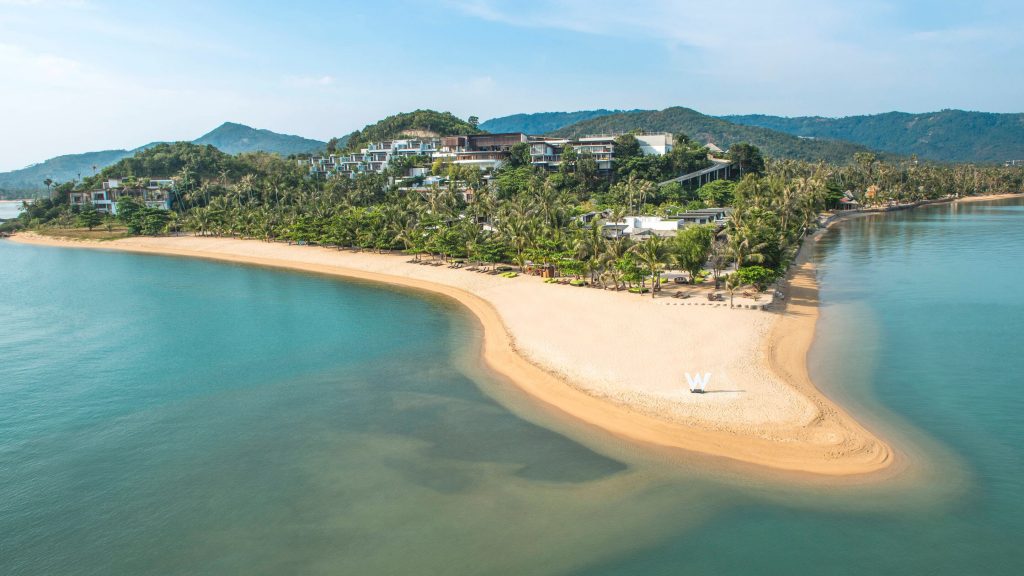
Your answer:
8,228 -> 892,475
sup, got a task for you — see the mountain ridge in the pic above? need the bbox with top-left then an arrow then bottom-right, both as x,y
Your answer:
548,107 -> 872,163
720,109 -> 1024,163
0,122 -> 326,194
479,110 -> 630,134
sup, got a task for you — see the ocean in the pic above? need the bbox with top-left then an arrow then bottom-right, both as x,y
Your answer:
0,200 -> 26,220
1,197 -> 1021,575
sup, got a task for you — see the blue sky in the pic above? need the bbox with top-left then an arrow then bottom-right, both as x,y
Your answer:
1,0 -> 1022,171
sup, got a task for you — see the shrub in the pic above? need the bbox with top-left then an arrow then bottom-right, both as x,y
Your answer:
734,265 -> 777,290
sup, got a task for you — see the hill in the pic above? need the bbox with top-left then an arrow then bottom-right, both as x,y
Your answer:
0,149 -> 139,197
339,110 -> 482,151
721,110 -> 1024,163
479,110 -> 628,134
193,122 -> 325,156
0,123 -> 325,194
550,107 -> 872,163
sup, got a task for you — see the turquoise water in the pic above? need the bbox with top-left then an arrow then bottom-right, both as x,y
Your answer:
1,199 -> 1022,575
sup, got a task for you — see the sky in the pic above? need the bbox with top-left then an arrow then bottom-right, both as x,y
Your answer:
1,0 -> 1023,171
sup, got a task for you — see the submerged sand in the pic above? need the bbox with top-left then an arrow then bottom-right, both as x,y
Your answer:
10,232 -> 892,476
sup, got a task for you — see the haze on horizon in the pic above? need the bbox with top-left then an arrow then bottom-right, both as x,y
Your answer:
1,0 -> 1022,172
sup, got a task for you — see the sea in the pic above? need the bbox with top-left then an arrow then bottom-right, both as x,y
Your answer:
0,200 -> 26,220
1,197 -> 1021,575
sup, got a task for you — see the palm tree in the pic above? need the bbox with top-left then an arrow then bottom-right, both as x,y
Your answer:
725,273 -> 748,309
631,236 -> 669,298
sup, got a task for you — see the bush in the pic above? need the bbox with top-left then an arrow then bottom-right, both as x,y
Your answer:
569,279 -> 586,287
734,265 -> 777,290
628,286 -> 650,294
499,271 -> 518,278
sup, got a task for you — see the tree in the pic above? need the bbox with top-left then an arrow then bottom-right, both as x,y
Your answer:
671,225 -> 714,283
508,142 -> 531,168
468,115 -> 480,128
326,137 -> 340,154
631,236 -> 669,297
729,143 -> 766,176
724,272 -> 748,309
734,265 -> 777,291
696,179 -> 736,207
613,134 -> 642,160
76,204 -> 102,230
116,196 -> 145,232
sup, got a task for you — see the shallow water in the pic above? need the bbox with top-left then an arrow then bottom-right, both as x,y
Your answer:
0,200 -> 25,220
1,199 -> 1022,575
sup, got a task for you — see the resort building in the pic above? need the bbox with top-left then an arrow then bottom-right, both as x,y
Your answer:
309,138 -> 440,178
601,208 -> 731,239
307,131 -> 678,179
529,133 -> 675,172
435,133 -> 530,171
69,178 -> 175,215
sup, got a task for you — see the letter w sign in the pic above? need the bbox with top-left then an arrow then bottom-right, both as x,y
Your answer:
686,372 -> 711,393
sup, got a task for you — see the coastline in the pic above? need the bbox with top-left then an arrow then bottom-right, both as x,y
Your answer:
8,231 -> 894,476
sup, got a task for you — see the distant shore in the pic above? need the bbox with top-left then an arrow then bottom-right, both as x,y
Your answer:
9,229 -> 897,477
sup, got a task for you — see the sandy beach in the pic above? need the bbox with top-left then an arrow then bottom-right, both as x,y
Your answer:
9,231 -> 895,476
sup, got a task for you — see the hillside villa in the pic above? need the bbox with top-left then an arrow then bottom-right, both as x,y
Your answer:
307,132 -> 680,179
69,178 -> 175,215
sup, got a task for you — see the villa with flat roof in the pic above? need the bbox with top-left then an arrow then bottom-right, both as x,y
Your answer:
69,178 -> 175,215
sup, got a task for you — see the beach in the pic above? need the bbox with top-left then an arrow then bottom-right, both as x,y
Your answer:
9,231 -> 893,476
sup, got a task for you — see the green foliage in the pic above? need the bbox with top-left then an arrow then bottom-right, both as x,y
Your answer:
479,110 -> 628,134
116,196 -> 171,235
76,205 -> 102,230
549,107 -> 872,163
192,122 -> 325,155
0,123 -> 326,194
340,110 -> 482,152
508,142 -> 532,168
672,225 -> 715,282
723,109 -> 1024,163
734,265 -> 777,290
696,179 -> 736,206
728,143 -> 766,176
613,134 -> 642,159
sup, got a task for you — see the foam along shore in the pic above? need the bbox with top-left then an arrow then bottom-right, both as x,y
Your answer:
9,232 -> 893,476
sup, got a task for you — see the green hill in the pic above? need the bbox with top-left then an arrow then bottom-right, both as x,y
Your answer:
193,122 -> 325,156
339,110 -> 482,151
550,107 -> 872,163
0,149 -> 139,197
721,110 -> 1024,163
479,110 -> 628,134
0,123 -> 325,194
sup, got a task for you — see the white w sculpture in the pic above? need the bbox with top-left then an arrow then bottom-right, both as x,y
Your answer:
686,372 -> 711,393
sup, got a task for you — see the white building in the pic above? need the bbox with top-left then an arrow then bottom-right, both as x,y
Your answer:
635,133 -> 674,156
68,178 -> 175,214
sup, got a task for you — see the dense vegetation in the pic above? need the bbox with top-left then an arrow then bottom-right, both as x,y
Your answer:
723,110 -> 1024,163
0,122 -> 326,195
337,110 -> 484,153
8,115 -> 1024,300
0,149 -> 138,196
479,110 -> 629,134
551,107 -> 873,164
